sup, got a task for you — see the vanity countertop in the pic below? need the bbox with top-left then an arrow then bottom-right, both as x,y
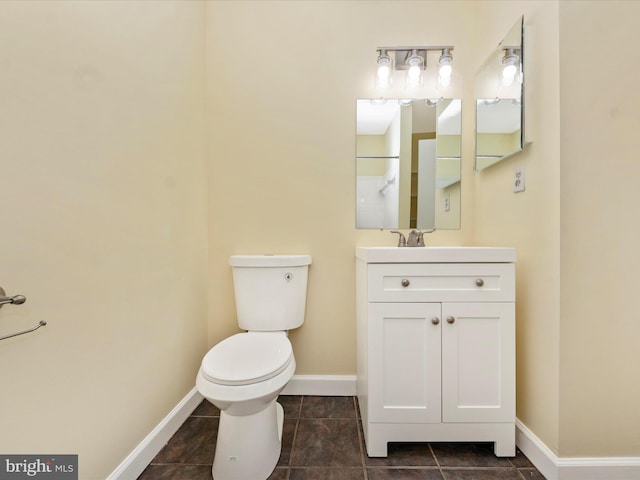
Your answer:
355,246 -> 516,263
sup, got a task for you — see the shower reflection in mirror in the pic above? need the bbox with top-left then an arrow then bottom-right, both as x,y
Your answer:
356,98 -> 461,230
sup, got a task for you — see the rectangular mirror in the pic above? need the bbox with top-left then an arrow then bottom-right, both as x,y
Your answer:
356,98 -> 461,230
475,16 -> 524,171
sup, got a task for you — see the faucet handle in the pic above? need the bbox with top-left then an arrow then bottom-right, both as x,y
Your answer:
418,229 -> 435,247
390,231 -> 406,247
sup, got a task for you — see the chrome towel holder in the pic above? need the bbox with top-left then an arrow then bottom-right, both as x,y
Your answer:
0,286 -> 48,342
1,320 -> 47,341
0,290 -> 26,308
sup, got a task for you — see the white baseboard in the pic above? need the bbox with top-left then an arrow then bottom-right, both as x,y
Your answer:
107,378 -> 640,480
281,374 -> 357,396
516,418 -> 560,480
107,375 -> 354,479
107,387 -> 203,480
516,418 -> 640,480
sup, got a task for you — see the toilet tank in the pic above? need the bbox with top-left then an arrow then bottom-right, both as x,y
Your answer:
229,255 -> 312,331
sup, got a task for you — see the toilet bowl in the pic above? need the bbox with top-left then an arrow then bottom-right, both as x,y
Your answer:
196,255 -> 311,480
196,332 -> 295,480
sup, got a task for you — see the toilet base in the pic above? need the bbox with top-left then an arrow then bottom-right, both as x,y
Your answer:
212,399 -> 284,480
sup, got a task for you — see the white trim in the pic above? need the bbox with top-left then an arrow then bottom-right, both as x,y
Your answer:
107,387 -> 203,480
107,376 -> 354,479
106,384 -> 640,480
516,418 -> 559,480
516,418 -> 640,480
557,457 -> 640,480
281,374 -> 357,396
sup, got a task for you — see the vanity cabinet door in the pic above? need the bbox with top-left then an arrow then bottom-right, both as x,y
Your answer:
441,302 -> 515,423
368,302 -> 442,424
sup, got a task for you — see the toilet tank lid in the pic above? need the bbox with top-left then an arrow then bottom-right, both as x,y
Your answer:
229,255 -> 312,267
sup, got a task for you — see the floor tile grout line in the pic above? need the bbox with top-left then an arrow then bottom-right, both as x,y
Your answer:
439,466 -> 523,469
431,441 -> 446,480
284,395 -> 302,476
428,442 -> 442,471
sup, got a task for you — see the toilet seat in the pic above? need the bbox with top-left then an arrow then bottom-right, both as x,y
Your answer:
201,332 -> 293,386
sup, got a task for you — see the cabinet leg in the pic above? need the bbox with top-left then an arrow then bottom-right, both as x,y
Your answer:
493,440 -> 516,457
492,423 -> 516,457
364,436 -> 388,457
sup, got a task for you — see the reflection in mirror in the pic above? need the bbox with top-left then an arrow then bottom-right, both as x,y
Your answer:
475,16 -> 524,171
356,98 -> 461,230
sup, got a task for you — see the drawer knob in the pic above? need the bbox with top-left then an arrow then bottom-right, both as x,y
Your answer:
431,317 -> 440,325
446,316 -> 455,324
401,279 -> 410,287
475,278 -> 485,287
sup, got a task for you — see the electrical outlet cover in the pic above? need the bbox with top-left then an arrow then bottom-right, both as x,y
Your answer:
513,166 -> 525,192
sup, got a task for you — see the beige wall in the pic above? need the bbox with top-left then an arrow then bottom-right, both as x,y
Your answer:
473,0 -> 562,455
0,2 -> 208,478
559,0 -> 640,457
205,1 -> 476,375
476,0 -> 640,459
2,1 -> 639,476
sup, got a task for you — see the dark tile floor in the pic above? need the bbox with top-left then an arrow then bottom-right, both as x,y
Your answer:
138,395 -> 546,480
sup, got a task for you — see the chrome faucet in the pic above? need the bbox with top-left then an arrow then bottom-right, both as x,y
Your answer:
391,229 -> 435,247
407,229 -> 424,247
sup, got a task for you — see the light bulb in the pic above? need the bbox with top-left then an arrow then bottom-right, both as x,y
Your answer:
377,65 -> 390,79
408,65 -> 421,80
376,52 -> 392,89
439,64 -> 452,87
502,64 -> 517,86
501,48 -> 519,87
439,64 -> 452,79
406,51 -> 423,87
438,48 -> 453,88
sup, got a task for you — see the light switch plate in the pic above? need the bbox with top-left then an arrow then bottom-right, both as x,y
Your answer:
513,166 -> 525,192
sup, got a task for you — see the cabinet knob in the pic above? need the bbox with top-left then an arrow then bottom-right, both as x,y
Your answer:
475,278 -> 485,287
446,316 -> 455,324
401,279 -> 410,287
431,317 -> 440,325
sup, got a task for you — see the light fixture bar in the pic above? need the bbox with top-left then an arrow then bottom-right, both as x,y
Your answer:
377,46 -> 454,51
376,46 -> 454,71
374,45 -> 455,92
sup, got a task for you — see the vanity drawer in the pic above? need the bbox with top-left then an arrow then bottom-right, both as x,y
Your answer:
367,263 -> 515,302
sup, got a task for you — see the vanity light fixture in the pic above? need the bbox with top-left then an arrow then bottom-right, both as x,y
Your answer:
406,49 -> 424,87
376,49 -> 393,89
501,47 -> 521,87
438,48 -> 453,87
375,46 -> 454,91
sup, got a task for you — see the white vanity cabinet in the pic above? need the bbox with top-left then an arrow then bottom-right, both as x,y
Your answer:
356,247 -> 516,457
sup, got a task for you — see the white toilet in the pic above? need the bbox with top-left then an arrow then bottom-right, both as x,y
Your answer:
196,254 -> 312,480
